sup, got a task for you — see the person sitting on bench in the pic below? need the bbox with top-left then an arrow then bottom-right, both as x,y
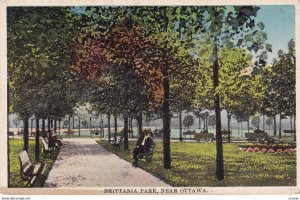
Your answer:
132,132 -> 153,166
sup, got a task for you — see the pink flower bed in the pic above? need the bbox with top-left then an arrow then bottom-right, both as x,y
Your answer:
267,149 -> 275,153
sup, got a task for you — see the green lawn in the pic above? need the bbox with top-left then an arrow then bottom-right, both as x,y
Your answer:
97,140 -> 296,187
9,139 -> 60,187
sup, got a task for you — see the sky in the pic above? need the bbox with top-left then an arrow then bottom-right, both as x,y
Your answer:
256,5 -> 295,64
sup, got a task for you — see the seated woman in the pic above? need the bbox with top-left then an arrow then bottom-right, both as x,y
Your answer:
132,132 -> 153,166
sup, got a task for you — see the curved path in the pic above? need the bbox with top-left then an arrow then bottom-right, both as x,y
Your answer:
44,138 -> 169,188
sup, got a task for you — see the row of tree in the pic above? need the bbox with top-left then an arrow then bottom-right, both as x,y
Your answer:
8,6 -> 295,181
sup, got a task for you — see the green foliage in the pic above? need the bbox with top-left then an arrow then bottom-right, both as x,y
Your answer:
266,117 -> 273,128
208,115 -> 216,128
12,117 -> 20,128
261,39 -> 295,118
183,115 -> 194,128
7,7 -> 77,120
251,115 -> 261,129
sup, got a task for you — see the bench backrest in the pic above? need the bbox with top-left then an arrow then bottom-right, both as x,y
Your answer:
18,150 -> 33,178
41,138 -> 49,150
194,133 -> 214,139
116,136 -> 123,142
245,132 -> 269,140
8,131 -> 14,136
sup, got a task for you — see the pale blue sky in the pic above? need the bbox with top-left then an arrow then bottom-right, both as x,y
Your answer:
256,5 -> 295,64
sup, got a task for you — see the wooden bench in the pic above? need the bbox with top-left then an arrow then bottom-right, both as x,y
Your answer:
194,133 -> 214,142
221,130 -> 231,141
18,150 -> 46,187
138,143 -> 156,162
283,130 -> 295,135
41,138 -> 56,156
110,136 -> 123,150
8,131 -> 14,138
90,129 -> 100,137
183,130 -> 196,138
51,132 -> 64,146
64,130 -> 76,136
245,132 -> 269,142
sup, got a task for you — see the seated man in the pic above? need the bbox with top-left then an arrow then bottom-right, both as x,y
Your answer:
132,132 -> 153,166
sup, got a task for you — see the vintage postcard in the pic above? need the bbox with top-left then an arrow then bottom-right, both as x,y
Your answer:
0,0 -> 299,196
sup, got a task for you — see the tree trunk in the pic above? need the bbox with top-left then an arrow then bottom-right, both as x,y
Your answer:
78,117 -> 81,136
68,117 -> 71,129
227,112 -> 231,143
273,115 -> 277,136
123,116 -> 129,150
162,62 -> 171,169
58,119 -> 61,135
108,114 -> 111,142
205,116 -> 208,132
72,117 -> 75,129
198,117 -> 201,130
30,119 -> 33,134
237,122 -> 240,135
290,116 -> 293,131
262,114 -> 265,132
293,115 -> 296,142
203,117 -> 205,131
130,117 -> 134,138
35,119 -> 40,161
42,119 -> 46,138
128,117 -> 131,138
213,42 -> 224,180
90,117 -> 92,131
23,117 -> 29,151
137,112 -> 143,138
247,118 -> 250,133
54,120 -> 57,133
47,118 -> 51,137
279,114 -> 282,139
114,115 -> 117,142
179,111 -> 183,141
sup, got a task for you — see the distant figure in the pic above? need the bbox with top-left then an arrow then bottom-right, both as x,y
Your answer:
132,131 -> 153,167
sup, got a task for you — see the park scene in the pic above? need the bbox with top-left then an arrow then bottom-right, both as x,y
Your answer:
7,5 -> 296,188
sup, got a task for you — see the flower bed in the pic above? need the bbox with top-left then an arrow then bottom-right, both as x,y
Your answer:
239,143 -> 296,154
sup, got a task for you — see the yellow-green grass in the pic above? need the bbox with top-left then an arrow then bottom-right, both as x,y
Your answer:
9,138 -> 60,187
97,140 -> 296,187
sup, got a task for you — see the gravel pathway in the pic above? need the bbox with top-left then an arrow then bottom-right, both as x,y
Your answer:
44,138 -> 169,188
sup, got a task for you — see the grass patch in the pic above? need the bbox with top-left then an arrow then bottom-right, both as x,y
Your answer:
9,138 -> 60,187
97,140 -> 296,187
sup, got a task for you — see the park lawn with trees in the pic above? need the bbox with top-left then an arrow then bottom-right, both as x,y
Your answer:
8,139 -> 60,187
97,140 -> 296,186
7,6 -> 296,187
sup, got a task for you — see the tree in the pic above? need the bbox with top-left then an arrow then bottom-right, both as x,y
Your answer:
192,6 -> 270,180
8,7 -> 77,153
12,116 -> 20,128
81,120 -> 88,129
251,115 -> 261,130
266,117 -> 273,130
183,115 -> 194,129
208,115 -> 216,128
